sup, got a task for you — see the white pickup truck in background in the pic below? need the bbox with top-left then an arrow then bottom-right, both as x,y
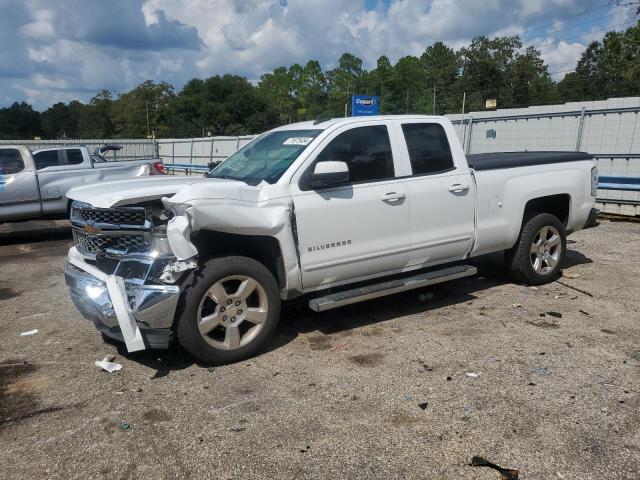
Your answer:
0,145 -> 164,222
64,115 -> 598,364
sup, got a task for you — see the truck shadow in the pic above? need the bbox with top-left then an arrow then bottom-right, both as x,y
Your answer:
0,220 -> 71,246
118,247 -> 593,375
275,248 -> 593,344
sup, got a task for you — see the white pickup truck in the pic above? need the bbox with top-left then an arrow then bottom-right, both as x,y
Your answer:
64,115 -> 598,363
0,145 -> 164,222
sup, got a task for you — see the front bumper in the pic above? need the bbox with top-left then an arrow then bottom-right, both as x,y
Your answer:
64,247 -> 181,351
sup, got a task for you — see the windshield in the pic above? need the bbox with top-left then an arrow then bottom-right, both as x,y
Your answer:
208,129 -> 322,185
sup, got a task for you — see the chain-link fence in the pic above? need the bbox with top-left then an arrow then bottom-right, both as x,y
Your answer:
156,136 -> 256,167
0,138 -> 158,161
448,97 -> 640,216
5,96 -> 639,215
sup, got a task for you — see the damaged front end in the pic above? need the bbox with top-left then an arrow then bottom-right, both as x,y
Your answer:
64,200 -> 197,351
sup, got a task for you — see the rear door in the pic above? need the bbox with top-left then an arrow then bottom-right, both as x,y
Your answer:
397,120 -> 475,266
291,121 -> 411,290
0,147 -> 41,220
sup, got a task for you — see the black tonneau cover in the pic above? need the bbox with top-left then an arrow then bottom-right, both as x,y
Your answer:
467,151 -> 592,171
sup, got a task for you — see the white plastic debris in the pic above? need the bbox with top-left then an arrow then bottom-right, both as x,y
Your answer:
512,303 -> 522,308
465,372 -> 480,378
95,357 -> 123,373
562,272 -> 580,279
20,329 -> 38,337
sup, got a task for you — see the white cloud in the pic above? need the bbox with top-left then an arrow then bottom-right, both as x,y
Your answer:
1,0 -> 630,109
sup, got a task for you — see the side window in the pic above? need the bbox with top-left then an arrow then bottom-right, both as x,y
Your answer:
66,149 -> 84,165
401,123 -> 455,175
0,149 -> 25,174
315,125 -> 394,184
33,150 -> 63,170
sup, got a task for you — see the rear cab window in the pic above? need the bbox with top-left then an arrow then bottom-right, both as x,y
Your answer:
66,149 -> 85,165
401,123 -> 455,175
33,150 -> 63,170
314,125 -> 395,184
0,149 -> 25,174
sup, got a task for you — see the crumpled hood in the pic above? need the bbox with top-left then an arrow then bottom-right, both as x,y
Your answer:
66,176 -> 211,208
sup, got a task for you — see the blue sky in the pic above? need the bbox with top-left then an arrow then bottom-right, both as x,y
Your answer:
0,0 -> 636,110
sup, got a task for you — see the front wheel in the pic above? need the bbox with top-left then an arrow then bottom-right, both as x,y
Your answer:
176,256 -> 281,364
506,213 -> 566,285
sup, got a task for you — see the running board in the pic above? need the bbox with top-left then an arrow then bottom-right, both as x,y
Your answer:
308,264 -> 477,312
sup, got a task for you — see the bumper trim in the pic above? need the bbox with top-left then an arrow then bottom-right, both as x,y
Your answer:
66,247 -> 180,352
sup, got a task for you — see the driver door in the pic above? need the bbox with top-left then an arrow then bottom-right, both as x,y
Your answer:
291,122 -> 411,291
0,147 -> 41,221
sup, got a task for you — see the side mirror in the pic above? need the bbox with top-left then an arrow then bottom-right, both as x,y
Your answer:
307,161 -> 349,189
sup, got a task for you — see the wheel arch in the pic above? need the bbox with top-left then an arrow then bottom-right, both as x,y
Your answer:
521,193 -> 571,229
192,230 -> 286,293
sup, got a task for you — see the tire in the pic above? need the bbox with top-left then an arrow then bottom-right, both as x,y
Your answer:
506,213 -> 566,285
176,256 -> 281,364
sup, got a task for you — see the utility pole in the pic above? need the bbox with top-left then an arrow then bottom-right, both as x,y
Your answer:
432,84 -> 437,115
345,82 -> 350,117
145,102 -> 150,137
460,91 -> 467,141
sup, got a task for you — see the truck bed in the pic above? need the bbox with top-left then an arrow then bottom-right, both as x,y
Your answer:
467,151 -> 592,171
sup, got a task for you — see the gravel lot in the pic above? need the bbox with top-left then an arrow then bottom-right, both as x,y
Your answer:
1,218 -> 639,479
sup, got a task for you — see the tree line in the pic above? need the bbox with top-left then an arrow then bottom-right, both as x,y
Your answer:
1,20 -> 639,140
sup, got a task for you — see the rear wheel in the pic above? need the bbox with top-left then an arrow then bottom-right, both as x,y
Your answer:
176,256 -> 281,364
507,213 -> 566,285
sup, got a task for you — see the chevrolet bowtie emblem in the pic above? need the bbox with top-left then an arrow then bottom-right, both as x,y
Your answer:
83,224 -> 101,235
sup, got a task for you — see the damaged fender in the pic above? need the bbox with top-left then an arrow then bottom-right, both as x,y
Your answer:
164,201 -> 198,260
162,182 -> 303,297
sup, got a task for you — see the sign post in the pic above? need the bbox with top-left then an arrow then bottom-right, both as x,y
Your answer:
351,95 -> 380,116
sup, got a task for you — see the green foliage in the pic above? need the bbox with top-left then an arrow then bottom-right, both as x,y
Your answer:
0,102 -> 41,139
0,21 -> 638,139
558,22 -> 640,101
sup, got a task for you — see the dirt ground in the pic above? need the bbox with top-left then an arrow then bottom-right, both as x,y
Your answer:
1,218 -> 639,479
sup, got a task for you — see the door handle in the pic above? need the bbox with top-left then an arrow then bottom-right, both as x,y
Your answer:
381,192 -> 406,202
448,184 -> 470,193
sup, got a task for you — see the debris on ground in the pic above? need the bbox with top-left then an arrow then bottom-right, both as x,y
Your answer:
554,295 -> 563,299
95,357 -> 123,373
119,423 -> 130,430
545,311 -> 563,318
534,367 -> 550,375
418,402 -> 429,410
329,341 -> 350,352
403,394 -> 413,401
417,359 -> 433,371
465,372 -> 480,378
555,280 -> 594,297
527,319 -> 560,329
470,456 -> 519,480
562,271 -> 580,279
418,291 -> 434,302
579,310 -> 590,316
20,329 -> 38,336
512,303 -> 522,308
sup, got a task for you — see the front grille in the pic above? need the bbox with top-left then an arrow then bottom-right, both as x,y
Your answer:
73,230 -> 149,255
71,204 -> 147,226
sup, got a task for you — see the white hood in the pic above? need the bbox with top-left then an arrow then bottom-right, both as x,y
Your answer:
66,176 -> 210,208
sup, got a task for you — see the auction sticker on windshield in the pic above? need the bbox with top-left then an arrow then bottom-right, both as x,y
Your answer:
283,137 -> 314,146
